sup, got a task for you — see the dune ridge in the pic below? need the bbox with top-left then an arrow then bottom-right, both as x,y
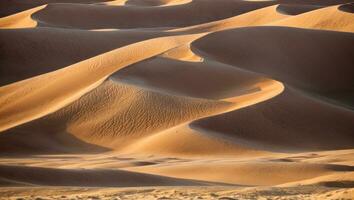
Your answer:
0,33 -> 203,132
271,4 -> 354,32
0,0 -> 353,199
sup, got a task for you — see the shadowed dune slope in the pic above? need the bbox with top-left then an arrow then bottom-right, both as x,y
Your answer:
113,57 -> 270,99
275,4 -> 323,15
271,4 -> 354,32
2,0 -> 352,18
192,26 -> 354,107
0,27 -> 172,85
192,87 -> 354,151
170,5 -> 288,33
29,0 -> 277,29
0,165 -> 212,187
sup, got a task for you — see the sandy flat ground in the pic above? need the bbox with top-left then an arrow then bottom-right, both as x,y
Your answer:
0,0 -> 353,199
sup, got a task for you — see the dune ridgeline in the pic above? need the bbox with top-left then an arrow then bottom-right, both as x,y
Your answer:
0,0 -> 353,199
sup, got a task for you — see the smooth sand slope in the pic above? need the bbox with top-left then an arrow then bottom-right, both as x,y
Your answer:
271,4 -> 354,32
0,0 -> 354,199
170,5 -> 289,33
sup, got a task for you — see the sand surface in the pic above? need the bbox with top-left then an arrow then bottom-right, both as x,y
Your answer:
0,0 -> 353,199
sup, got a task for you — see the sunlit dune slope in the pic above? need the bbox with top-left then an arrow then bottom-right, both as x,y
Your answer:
128,160 -> 354,186
0,67 -> 282,153
0,34 -> 202,132
0,5 -> 45,29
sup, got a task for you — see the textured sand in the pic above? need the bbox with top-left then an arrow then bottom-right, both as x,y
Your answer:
0,0 -> 353,199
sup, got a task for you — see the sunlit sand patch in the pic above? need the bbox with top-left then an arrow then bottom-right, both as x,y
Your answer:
0,5 -> 46,29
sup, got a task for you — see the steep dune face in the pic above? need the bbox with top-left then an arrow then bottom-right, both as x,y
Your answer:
192,26 -> 354,107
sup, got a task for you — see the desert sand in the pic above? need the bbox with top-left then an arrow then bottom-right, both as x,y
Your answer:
0,0 -> 353,199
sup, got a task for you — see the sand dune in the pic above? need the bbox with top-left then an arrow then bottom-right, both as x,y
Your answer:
192,26 -> 354,107
0,33 -> 202,132
114,57 -> 273,99
192,87 -> 354,151
10,0 -> 278,29
129,161 -> 354,185
0,5 -> 45,29
271,4 -> 354,32
0,27 -> 171,85
275,4 -> 323,15
0,164 -> 211,187
0,0 -> 353,199
170,5 -> 288,33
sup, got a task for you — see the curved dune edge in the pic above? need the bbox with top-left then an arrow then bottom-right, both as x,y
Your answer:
170,5 -> 288,33
118,79 -> 283,156
26,0 -> 279,29
58,79 -> 233,149
275,4 -> 323,16
0,5 -> 46,29
159,43 -> 203,62
0,77 -> 282,153
191,26 -> 354,108
270,5 -> 354,32
0,33 -> 204,132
